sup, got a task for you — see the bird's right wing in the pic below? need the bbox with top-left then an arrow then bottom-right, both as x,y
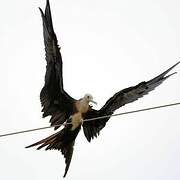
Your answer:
83,61 -> 180,142
39,0 -> 75,129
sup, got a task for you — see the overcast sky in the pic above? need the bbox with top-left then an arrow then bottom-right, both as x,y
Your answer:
0,0 -> 180,179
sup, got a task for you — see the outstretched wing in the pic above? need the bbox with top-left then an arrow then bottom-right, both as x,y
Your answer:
39,0 -> 75,129
83,61 -> 180,142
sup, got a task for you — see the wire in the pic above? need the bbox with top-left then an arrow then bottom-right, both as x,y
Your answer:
0,102 -> 179,138
83,102 -> 180,122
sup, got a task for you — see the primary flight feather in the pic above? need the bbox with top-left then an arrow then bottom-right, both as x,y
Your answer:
26,0 -> 180,177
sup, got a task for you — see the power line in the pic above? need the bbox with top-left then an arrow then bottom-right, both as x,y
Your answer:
0,102 -> 179,138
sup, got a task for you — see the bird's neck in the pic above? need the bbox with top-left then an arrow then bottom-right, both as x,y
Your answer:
75,99 -> 89,114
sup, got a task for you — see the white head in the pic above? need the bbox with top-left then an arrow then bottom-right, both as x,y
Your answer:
83,93 -> 97,105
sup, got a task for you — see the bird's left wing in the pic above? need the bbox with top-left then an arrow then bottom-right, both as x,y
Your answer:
83,61 -> 180,142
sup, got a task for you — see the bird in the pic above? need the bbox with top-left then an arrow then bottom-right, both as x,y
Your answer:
26,0 -> 180,177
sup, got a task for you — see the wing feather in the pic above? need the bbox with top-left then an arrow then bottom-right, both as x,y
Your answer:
39,0 -> 75,128
83,61 -> 180,142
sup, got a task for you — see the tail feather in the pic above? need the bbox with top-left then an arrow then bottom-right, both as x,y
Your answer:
63,141 -> 74,177
25,131 -> 59,149
26,126 -> 81,178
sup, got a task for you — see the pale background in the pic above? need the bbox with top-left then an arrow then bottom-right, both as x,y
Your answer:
0,0 -> 180,179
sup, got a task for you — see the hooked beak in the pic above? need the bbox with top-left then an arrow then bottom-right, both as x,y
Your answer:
90,100 -> 97,105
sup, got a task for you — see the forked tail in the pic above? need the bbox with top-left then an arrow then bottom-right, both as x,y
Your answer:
26,126 -> 81,177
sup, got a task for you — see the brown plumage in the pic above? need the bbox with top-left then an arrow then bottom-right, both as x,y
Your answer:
26,0 -> 179,177
26,123 -> 81,177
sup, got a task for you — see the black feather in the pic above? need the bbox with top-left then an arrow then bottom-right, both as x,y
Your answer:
83,61 -> 180,142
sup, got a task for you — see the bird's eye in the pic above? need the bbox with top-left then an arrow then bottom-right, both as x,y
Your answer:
87,96 -> 90,99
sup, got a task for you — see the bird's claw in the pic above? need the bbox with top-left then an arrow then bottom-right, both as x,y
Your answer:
80,119 -> 84,125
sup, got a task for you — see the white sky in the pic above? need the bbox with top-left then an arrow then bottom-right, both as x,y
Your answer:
0,0 -> 180,179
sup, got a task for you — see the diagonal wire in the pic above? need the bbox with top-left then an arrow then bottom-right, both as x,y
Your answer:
0,102 -> 179,138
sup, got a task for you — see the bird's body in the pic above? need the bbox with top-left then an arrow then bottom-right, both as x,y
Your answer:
26,0 -> 180,177
71,95 -> 93,130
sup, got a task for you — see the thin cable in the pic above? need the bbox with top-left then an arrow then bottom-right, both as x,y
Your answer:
0,102 -> 179,138
83,102 -> 180,122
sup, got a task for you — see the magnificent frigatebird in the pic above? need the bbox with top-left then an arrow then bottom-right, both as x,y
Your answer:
26,0 -> 180,177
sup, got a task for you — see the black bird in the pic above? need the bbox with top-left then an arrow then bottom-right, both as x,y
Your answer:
26,0 -> 180,177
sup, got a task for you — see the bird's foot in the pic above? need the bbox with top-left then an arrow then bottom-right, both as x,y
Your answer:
63,116 -> 72,127
80,118 -> 84,125
63,120 -> 67,127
